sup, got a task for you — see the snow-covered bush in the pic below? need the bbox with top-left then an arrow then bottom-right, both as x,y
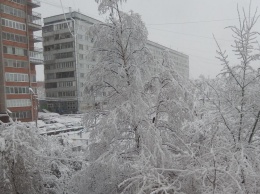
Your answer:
0,121 -> 85,194
0,121 -> 45,193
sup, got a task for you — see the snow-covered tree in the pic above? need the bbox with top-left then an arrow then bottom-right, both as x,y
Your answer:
181,6 -> 260,193
84,0 -> 153,156
79,1 -> 196,193
118,4 -> 260,194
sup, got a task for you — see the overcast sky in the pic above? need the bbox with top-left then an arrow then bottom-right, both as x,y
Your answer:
35,0 -> 260,80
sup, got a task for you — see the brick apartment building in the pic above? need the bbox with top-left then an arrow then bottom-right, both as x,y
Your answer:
0,0 -> 43,122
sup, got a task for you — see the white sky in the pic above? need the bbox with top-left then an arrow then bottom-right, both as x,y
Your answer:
35,0 -> 260,80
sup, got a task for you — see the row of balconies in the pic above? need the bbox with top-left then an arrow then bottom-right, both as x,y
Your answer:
30,34 -> 43,64
28,1 -> 42,64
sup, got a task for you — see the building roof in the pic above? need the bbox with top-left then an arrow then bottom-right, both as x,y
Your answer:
147,40 -> 189,58
44,11 -> 101,26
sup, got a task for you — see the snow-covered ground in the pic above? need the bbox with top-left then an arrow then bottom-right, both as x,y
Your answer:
38,112 -> 82,127
29,112 -> 89,148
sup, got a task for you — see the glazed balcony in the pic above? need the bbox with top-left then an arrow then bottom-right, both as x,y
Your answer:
30,47 -> 43,52
30,35 -> 43,43
27,0 -> 41,8
29,49 -> 43,65
27,12 -> 42,31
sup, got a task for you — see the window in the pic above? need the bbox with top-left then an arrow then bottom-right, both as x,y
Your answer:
55,52 -> 73,59
80,73 -> 84,78
2,18 -> 26,31
79,54 -> 83,59
54,32 -> 72,40
3,46 -> 27,56
45,64 -> 55,70
47,103 -> 53,108
54,21 -> 72,30
2,32 -> 27,43
56,71 -> 74,79
47,42 -> 74,50
58,91 -> 76,97
43,25 -> 54,33
44,54 -> 54,61
7,99 -> 31,108
56,61 -> 74,69
44,45 -> 54,51
79,44 -> 83,50
58,81 -> 74,87
10,0 -> 26,5
45,73 -> 55,80
44,37 -> 49,41
5,73 -> 28,82
45,82 -> 57,89
10,111 -> 31,119
46,92 -> 56,97
31,75 -> 36,83
4,59 -> 28,68
6,86 -> 29,94
0,4 -> 25,18
67,101 -> 76,109
60,42 -> 73,49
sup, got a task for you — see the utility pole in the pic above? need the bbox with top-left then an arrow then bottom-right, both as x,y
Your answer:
29,87 -> 38,127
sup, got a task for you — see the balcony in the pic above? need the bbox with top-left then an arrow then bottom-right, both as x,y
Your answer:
30,35 -> 43,43
28,12 -> 42,31
30,50 -> 43,65
27,0 -> 41,8
30,47 -> 43,52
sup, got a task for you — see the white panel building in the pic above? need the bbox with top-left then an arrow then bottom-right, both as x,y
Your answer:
43,12 -> 189,114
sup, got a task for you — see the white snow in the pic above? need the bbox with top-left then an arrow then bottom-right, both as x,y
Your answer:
0,137 -> 5,152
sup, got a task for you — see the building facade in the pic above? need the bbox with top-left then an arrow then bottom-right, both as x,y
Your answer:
43,12 -> 189,114
147,41 -> 189,78
0,0 -> 43,122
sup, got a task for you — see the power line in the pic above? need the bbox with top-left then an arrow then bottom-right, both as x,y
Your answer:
147,27 -> 233,42
59,0 -> 75,37
39,0 -> 232,44
39,0 -> 103,21
189,54 -> 219,64
39,0 -> 70,9
147,18 -> 240,25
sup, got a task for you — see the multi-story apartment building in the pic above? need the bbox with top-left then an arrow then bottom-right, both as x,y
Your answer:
147,41 -> 189,78
43,12 -> 189,114
0,0 -> 43,122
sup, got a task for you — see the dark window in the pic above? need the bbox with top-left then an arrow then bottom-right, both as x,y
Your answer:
56,71 -> 74,79
45,82 -> 57,89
